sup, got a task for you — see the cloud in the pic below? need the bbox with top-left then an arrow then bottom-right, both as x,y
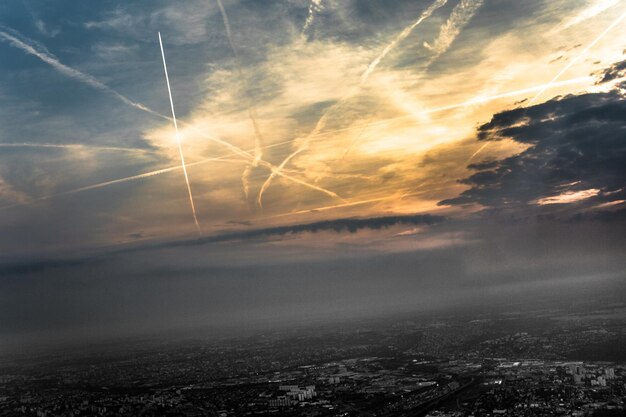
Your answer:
0,177 -> 30,205
427,0 -> 484,62
440,62 -> 626,216
555,0 -> 619,32
33,19 -> 60,38
84,2 -> 214,45
597,58 -> 626,84
0,213 -> 444,276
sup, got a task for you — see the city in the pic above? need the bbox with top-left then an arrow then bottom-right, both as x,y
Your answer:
2,301 -> 624,416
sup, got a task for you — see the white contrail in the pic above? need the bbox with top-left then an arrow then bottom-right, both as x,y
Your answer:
426,0 -> 484,65
529,9 -> 626,105
0,156 -> 243,211
302,0 -> 324,37
361,0 -> 448,84
268,188 -> 427,219
469,8 -> 624,162
0,142 -> 155,155
0,77 -> 588,211
344,0 -> 483,160
214,0 -> 266,203
466,142 -> 490,163
257,0 -> 447,208
0,27 -> 341,205
255,73 -> 589,208
159,32 -> 201,234
555,0 -> 619,32
0,29 -> 155,115
0,138 -> 337,211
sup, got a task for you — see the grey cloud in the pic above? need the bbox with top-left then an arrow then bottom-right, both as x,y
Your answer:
597,58 -> 626,84
0,213 -> 444,276
440,65 -> 626,215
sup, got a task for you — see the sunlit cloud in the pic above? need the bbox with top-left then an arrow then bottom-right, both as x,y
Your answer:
536,189 -> 600,205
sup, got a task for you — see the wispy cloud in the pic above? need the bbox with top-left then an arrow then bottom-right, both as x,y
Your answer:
0,177 -> 30,205
214,0 -> 266,204
556,0 -> 619,32
0,26 -> 155,115
424,0 -> 484,63
257,0 -> 448,208
302,0 -> 324,37
361,0 -> 448,84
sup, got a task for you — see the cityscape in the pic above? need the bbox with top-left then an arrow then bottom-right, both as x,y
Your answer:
2,299 -> 625,416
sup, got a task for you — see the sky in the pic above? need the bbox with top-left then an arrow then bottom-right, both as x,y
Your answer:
0,0 -> 625,348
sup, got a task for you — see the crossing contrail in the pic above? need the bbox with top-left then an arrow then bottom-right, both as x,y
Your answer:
159,32 -> 201,233
0,138 -> 332,211
257,0 -> 447,208
0,156 -> 243,211
0,26 -> 341,205
214,0 -> 266,203
345,0 -> 483,160
528,8 -> 626,105
257,72 -> 589,208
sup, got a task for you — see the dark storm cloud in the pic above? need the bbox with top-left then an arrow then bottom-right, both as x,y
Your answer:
440,74 -> 626,213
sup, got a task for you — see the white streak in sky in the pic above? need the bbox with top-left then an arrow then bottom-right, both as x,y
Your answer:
361,0 -> 448,84
214,0 -> 265,203
556,0 -> 619,32
302,0 -> 324,37
0,157 -> 243,211
0,27 -> 342,206
258,0 -> 447,208
159,32 -> 201,234
426,0 -> 484,64
0,29 -> 155,115
529,9 -> 626,105
0,142 -> 155,155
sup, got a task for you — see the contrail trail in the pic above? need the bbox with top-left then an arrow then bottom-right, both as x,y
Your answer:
0,138 -> 330,211
0,156 -> 243,211
302,0 -> 324,37
528,9 -> 626,105
0,29 -> 155,115
469,9 -> 625,163
214,0 -> 266,203
424,0 -> 484,65
257,0 -> 447,208
0,142 -> 155,155
256,75 -> 589,208
268,195 -> 399,219
0,26 -> 342,204
361,0 -> 448,84
0,76 -> 590,212
466,142 -> 490,164
268,188 -> 428,219
344,0 -> 483,160
555,0 -> 619,32
159,32 -> 201,233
